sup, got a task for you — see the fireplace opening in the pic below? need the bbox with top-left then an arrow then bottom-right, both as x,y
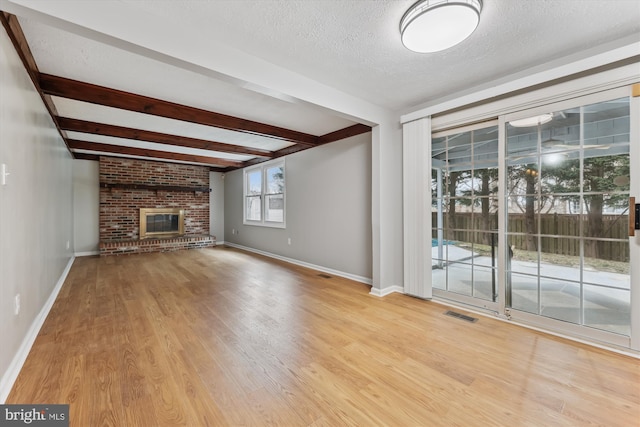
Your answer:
147,214 -> 178,233
140,208 -> 184,239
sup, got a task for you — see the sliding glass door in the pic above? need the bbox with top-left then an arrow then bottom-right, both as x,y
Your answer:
505,95 -> 632,338
430,87 -> 637,347
431,122 -> 500,309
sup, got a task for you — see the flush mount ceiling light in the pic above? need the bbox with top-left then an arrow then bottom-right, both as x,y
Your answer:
400,0 -> 482,53
509,113 -> 554,128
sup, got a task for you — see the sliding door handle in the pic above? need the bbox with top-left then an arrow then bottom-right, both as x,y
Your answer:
631,197 -> 636,237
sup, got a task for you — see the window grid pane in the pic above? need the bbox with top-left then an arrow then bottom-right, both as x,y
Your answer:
247,170 -> 262,195
244,161 -> 285,226
246,196 -> 261,221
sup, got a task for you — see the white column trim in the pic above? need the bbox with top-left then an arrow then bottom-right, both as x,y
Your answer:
402,118 -> 432,299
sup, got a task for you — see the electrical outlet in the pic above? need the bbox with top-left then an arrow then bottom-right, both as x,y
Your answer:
287,238 -> 291,245
232,229 -> 236,235
14,294 -> 20,315
66,240 -> 70,250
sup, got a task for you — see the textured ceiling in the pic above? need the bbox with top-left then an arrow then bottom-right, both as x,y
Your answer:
2,0 -> 639,168
118,0 -> 640,111
17,16 -> 354,136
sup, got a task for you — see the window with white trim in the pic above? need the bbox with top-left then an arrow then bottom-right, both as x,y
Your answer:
244,159 -> 285,227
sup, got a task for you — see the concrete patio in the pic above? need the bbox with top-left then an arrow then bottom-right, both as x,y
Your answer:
431,245 -> 630,336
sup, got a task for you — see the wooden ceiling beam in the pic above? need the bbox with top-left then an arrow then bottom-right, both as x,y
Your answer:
317,123 -> 372,144
2,14 -> 369,170
0,13 -> 68,149
239,123 -> 372,169
68,139 -> 243,168
57,117 -> 272,158
0,12 -> 38,85
274,123 -> 372,157
40,73 -> 320,145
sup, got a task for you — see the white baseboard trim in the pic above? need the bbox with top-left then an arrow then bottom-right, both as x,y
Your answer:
214,240 -> 225,246
224,242 -> 372,286
74,250 -> 99,257
369,285 -> 404,297
0,256 -> 75,403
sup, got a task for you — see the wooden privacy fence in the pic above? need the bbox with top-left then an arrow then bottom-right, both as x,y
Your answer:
432,212 -> 629,262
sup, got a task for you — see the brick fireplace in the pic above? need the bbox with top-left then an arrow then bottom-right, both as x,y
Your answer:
99,156 -> 215,255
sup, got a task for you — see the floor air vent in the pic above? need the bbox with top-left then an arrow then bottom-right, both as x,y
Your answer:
317,273 -> 332,279
444,310 -> 478,323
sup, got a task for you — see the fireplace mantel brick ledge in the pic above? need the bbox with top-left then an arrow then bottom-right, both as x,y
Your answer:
100,235 -> 216,256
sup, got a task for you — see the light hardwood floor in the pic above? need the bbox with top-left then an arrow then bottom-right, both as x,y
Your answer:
7,247 -> 640,426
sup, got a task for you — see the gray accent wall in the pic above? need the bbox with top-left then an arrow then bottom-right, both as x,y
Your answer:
224,133 -> 372,280
0,28 -> 74,400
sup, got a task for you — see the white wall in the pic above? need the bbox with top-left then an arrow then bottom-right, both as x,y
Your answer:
210,171 -> 225,243
225,133 -> 372,281
371,122 -> 404,295
73,160 -> 99,254
0,28 -> 74,400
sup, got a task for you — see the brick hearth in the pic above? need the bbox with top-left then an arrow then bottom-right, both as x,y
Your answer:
100,235 -> 215,255
99,157 -> 215,255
